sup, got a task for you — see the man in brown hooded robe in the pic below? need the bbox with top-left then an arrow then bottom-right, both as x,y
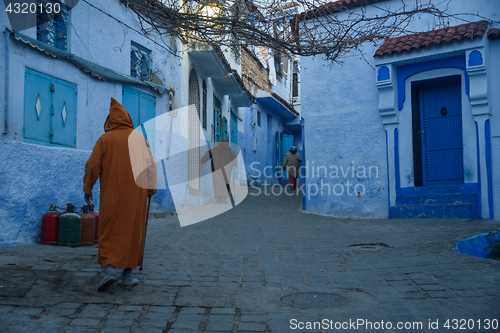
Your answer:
83,98 -> 156,291
201,140 -> 238,203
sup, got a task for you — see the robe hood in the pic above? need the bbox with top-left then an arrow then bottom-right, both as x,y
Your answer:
104,98 -> 134,132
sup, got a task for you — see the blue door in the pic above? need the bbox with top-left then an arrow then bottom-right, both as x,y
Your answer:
122,87 -> 156,157
282,134 -> 294,166
420,76 -> 463,185
230,109 -> 238,186
230,109 -> 237,146
122,87 -> 140,128
140,93 -> 156,157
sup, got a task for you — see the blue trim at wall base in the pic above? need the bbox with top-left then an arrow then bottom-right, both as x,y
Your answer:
396,193 -> 476,206
389,203 -> 473,219
399,183 -> 479,196
390,183 -> 480,219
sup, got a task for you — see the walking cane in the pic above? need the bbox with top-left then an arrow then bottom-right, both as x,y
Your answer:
139,196 -> 151,270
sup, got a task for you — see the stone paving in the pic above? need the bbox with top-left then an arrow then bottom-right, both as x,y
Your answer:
0,188 -> 499,333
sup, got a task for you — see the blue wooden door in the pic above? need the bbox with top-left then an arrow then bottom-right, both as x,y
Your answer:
420,77 -> 463,185
230,110 -> 238,185
230,109 -> 237,146
221,116 -> 228,141
140,93 -> 156,157
122,87 -> 156,156
122,87 -> 140,128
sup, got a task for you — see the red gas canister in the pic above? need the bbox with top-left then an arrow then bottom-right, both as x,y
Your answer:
42,205 -> 59,245
80,205 -> 95,246
89,205 -> 99,244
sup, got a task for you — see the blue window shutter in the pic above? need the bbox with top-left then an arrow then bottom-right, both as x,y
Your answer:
230,110 -> 237,145
122,87 -> 140,128
51,78 -> 77,147
222,116 -> 228,141
24,69 -> 52,144
213,95 -> 222,142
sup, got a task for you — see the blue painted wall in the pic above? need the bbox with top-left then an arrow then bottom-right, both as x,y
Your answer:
301,47 -> 388,218
0,139 -> 100,244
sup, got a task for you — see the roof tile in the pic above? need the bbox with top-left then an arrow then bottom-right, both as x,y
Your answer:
374,21 -> 489,57
488,28 -> 500,40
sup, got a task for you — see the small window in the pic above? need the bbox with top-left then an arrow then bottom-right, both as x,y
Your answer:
202,80 -> 207,129
292,60 -> 299,98
131,42 -> 151,81
37,9 -> 68,51
257,111 -> 261,127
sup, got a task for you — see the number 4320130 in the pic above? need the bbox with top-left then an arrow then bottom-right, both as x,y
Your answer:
5,2 -> 62,14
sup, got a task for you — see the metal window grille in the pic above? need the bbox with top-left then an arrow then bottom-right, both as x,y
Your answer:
292,61 -> 299,97
131,42 -> 151,81
257,111 -> 261,127
37,10 -> 68,51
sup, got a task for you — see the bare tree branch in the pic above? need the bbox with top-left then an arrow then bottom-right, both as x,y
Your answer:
120,0 -> 497,62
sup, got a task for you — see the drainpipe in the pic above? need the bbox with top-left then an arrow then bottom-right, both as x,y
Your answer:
166,91 -> 174,160
301,117 -> 306,210
3,29 -> 10,135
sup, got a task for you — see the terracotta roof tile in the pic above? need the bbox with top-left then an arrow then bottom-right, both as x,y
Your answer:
374,21 -> 488,57
488,28 -> 500,40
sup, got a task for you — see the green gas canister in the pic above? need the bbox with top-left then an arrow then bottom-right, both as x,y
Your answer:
58,204 -> 82,247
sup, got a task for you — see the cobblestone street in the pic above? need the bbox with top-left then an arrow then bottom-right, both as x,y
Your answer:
1,188 -> 499,332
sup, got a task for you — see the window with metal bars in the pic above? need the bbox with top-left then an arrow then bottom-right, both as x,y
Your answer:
202,80 -> 207,129
131,42 -> 151,81
257,111 -> 262,127
292,60 -> 299,98
37,8 -> 68,51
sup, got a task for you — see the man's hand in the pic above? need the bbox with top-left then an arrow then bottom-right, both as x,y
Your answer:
85,193 -> 93,206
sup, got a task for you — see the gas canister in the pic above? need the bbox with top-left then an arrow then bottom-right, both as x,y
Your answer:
58,204 -> 81,247
89,205 -> 99,244
80,205 -> 95,246
42,205 -> 59,245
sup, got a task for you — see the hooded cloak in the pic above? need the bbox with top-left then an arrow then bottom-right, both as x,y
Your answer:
83,98 -> 157,269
